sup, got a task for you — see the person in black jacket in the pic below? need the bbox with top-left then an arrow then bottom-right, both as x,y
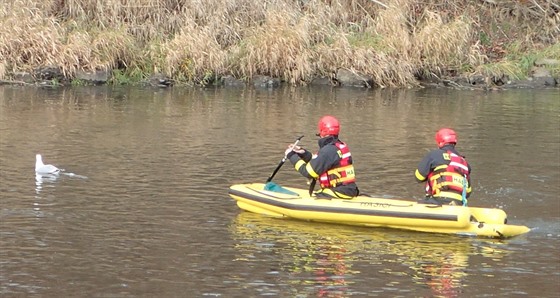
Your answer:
285,115 -> 359,199
415,128 -> 472,205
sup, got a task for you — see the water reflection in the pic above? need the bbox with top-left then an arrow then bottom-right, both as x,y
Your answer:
403,242 -> 468,297
231,212 -> 356,297
230,212 -> 512,297
35,172 -> 88,196
33,173 -> 60,219
35,173 -> 59,194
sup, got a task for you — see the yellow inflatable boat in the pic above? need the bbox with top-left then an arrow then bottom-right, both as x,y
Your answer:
228,183 -> 531,239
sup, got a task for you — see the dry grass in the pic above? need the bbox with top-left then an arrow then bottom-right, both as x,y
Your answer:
0,60 -> 5,80
231,10 -> 315,84
162,19 -> 227,83
0,0 -> 138,77
1,1 -> 64,72
374,1 -> 413,59
411,12 -> 475,74
1,0 -> 558,86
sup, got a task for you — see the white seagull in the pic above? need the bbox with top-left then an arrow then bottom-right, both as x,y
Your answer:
35,154 -> 61,175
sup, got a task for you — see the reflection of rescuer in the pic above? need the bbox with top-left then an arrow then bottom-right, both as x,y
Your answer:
416,252 -> 469,298
314,245 -> 349,297
284,115 -> 359,199
415,128 -> 472,206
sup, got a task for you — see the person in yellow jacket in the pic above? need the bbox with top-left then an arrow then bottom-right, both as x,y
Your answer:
415,128 -> 472,205
285,115 -> 359,199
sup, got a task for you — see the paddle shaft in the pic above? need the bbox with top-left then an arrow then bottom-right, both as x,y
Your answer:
266,135 -> 304,183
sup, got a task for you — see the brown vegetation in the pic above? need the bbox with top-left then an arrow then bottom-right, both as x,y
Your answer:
0,0 -> 558,87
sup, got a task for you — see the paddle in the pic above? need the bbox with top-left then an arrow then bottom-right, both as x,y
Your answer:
266,135 -> 304,183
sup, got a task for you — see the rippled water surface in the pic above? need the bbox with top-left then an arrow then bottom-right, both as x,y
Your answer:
0,86 -> 559,297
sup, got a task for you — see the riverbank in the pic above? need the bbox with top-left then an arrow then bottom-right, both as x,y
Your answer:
1,0 -> 558,89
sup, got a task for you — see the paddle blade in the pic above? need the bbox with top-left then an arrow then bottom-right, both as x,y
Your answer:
264,182 -> 298,195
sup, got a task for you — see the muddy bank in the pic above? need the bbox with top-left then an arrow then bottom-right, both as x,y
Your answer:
1,63 -> 557,91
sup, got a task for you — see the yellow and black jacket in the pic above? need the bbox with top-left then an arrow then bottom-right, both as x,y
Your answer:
287,136 -> 359,198
415,144 -> 472,203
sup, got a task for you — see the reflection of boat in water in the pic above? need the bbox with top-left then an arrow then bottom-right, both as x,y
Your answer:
231,212 -> 511,297
228,183 -> 531,238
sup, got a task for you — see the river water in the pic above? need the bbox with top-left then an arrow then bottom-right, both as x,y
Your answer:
0,85 -> 558,297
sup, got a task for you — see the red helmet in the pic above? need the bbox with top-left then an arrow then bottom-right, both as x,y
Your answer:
317,115 -> 340,137
435,128 -> 457,148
